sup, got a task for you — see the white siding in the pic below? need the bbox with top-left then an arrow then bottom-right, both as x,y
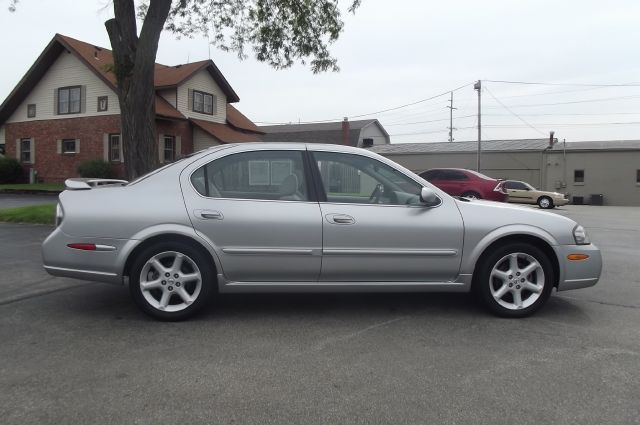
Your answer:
358,123 -> 389,146
7,51 -> 120,123
193,127 -> 221,152
177,70 -> 226,123
158,88 -> 177,108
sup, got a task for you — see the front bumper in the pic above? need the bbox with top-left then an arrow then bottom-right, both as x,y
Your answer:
42,227 -> 131,285
554,243 -> 602,291
554,197 -> 569,206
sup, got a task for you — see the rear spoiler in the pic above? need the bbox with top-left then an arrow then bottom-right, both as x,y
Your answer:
64,178 -> 128,191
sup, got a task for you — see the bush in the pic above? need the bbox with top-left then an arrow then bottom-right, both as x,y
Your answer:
0,157 -> 24,183
77,160 -> 113,179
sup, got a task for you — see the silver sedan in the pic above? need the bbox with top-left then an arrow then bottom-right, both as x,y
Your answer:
42,143 -> 602,320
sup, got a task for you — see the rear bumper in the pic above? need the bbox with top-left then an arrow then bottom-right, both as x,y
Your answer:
42,227 -> 129,285
554,243 -> 602,291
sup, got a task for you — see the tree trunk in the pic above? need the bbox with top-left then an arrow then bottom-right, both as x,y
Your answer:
105,0 -> 172,180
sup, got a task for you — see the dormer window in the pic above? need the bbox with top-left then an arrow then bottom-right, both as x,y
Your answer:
58,86 -> 81,114
193,90 -> 215,115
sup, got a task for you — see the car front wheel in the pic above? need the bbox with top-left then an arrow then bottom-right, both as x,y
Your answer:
538,196 -> 553,209
476,243 -> 554,318
129,241 -> 215,321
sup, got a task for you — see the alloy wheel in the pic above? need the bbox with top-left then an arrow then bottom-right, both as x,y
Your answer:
139,251 -> 202,313
488,252 -> 545,310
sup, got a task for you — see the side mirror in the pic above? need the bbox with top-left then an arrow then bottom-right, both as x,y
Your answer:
420,187 -> 440,206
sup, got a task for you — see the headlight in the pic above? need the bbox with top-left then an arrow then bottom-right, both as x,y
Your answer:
55,203 -> 64,228
573,225 -> 590,245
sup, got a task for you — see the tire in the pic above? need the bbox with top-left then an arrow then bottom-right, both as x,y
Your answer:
537,196 -> 553,209
462,191 -> 482,199
475,242 -> 554,318
129,241 -> 215,321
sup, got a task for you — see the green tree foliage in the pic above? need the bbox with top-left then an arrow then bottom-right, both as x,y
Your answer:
9,0 -> 362,179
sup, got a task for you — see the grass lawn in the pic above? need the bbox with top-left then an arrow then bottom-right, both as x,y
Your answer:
0,204 -> 56,225
0,183 -> 64,191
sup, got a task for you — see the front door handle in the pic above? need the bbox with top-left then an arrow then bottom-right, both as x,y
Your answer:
195,209 -> 223,220
326,213 -> 355,225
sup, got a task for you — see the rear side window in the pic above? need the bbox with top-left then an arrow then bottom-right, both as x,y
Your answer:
420,170 -> 440,181
191,150 -> 309,201
440,170 -> 468,181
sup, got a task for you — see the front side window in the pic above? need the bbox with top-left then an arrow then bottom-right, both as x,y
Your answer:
163,136 -> 176,163
58,86 -> 81,114
27,104 -> 36,118
109,134 -> 121,162
636,169 -> 639,184
193,90 -> 214,114
191,150 -> 308,201
313,152 -> 423,205
62,139 -> 77,154
574,169 -> 584,183
20,138 -> 31,163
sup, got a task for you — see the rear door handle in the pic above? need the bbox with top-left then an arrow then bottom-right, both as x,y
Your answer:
326,213 -> 355,225
195,209 -> 223,220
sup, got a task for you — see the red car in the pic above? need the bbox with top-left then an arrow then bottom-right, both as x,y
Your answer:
419,168 -> 508,202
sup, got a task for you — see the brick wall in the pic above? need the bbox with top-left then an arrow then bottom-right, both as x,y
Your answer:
5,116 -> 193,183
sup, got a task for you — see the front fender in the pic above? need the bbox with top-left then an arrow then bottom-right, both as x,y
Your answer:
461,224 -> 560,275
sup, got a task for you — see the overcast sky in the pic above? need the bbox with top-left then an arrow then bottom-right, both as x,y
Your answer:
2,0 -> 640,144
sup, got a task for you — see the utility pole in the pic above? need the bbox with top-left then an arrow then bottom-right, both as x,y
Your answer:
474,80 -> 482,172
447,91 -> 456,142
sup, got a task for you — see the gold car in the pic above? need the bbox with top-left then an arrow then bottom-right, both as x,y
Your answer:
504,180 -> 569,209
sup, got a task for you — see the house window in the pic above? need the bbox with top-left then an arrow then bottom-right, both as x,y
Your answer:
637,170 -> 640,184
163,135 -> 176,163
574,169 -> 584,184
62,139 -> 77,154
97,96 -> 108,112
193,90 -> 214,115
20,138 -> 31,163
109,134 -> 121,162
58,86 -> 81,114
27,104 -> 36,118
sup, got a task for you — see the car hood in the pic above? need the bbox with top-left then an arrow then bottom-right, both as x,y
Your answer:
454,198 -> 578,245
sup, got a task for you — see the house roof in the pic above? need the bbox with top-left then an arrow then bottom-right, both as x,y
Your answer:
0,33 -> 240,124
259,119 -> 388,146
155,96 -> 186,120
370,139 -> 551,155
191,119 -> 261,144
370,139 -> 640,155
226,104 -> 264,134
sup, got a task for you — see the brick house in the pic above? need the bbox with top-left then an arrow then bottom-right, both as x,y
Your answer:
0,34 -> 264,182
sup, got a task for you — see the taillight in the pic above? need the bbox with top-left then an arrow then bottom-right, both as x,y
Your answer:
67,243 -> 97,251
493,181 -> 507,194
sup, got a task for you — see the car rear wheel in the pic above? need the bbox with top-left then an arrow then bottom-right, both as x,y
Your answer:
476,243 -> 554,318
538,196 -> 553,209
129,241 -> 214,321
462,191 -> 482,199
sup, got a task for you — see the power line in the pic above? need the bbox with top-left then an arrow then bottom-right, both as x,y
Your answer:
484,79 -> 640,87
484,87 -> 547,136
383,114 -> 476,127
254,82 -> 474,125
482,94 -> 640,109
485,121 -> 640,127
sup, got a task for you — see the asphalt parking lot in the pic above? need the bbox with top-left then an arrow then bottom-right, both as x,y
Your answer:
1,205 -> 639,424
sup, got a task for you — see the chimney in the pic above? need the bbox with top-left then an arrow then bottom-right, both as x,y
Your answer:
342,117 -> 350,145
549,131 -> 556,147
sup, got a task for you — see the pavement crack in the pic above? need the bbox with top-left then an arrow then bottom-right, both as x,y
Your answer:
557,295 -> 639,310
0,282 -> 91,306
299,316 -> 407,356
